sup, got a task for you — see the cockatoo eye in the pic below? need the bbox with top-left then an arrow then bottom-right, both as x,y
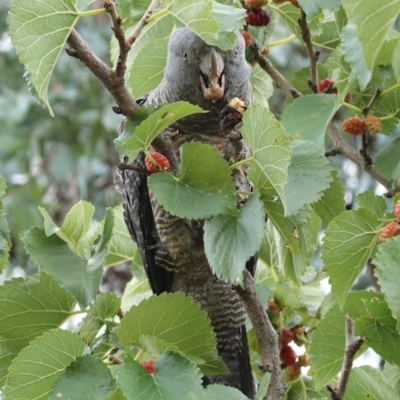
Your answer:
183,51 -> 188,60
234,49 -> 238,56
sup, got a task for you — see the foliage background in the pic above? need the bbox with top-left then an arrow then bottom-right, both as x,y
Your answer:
1,0 -> 400,398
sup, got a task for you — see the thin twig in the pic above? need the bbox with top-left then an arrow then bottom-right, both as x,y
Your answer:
299,10 -> 319,92
362,87 -> 382,116
249,43 -> 302,98
109,355 -> 123,364
118,162 -> 151,175
325,122 -> 400,195
126,0 -> 161,47
360,129 -> 372,166
67,0 -> 161,117
234,270 -> 286,400
66,29 -> 137,116
326,317 -> 363,400
104,0 -> 130,79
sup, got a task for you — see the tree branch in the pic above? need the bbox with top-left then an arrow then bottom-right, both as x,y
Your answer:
118,162 -> 151,176
326,317 -> 363,400
104,0 -> 130,79
299,10 -> 319,92
325,122 -> 400,195
66,0 -> 161,117
66,29 -> 137,116
234,270 -> 286,400
249,43 -> 302,98
362,87 -> 382,116
126,0 -> 161,47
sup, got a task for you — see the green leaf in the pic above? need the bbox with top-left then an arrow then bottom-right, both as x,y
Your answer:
355,191 -> 387,220
312,170 -> 345,224
322,207 -> 382,308
105,205 -> 138,268
187,384 -> 250,399
374,75 -> 400,134
118,292 -> 226,375
115,105 -> 157,153
39,200 -> 95,253
311,8 -> 348,50
49,355 -> 115,400
392,40 -> 400,80
149,142 -> 236,219
117,0 -> 150,22
345,366 -> 400,400
125,13 -> 174,99
355,296 -> 400,367
274,4 -> 301,41
374,137 -> 400,182
260,193 -> 307,254
241,104 -> 291,213
383,363 -> 400,392
116,352 -> 202,400
281,94 -> 336,149
121,102 -> 205,161
3,330 -> 84,400
341,30 -> 371,90
280,209 -> 321,283
310,291 -> 390,389
341,0 -> 400,89
126,36 -> 170,101
166,0 -> 219,44
376,32 -> 400,67
298,0 -> 342,19
373,236 -> 400,331
204,192 -> 265,282
250,65 -> 274,108
121,277 -> 152,312
285,140 -> 333,216
0,273 -> 75,386
7,0 -> 82,116
211,2 -> 245,49
308,304 -> 345,389
0,176 -> 6,198
212,2 -> 245,34
22,209 -> 113,308
0,176 -> 10,272
324,47 -> 359,102
80,292 -> 121,346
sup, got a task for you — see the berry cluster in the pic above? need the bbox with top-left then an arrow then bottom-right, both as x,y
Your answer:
342,117 -> 365,136
379,200 -> 400,243
241,31 -> 252,48
245,0 -> 269,8
140,360 -> 155,374
318,78 -> 337,94
279,327 -> 310,381
280,344 -> 296,366
364,115 -> 382,135
342,115 -> 382,136
318,78 -> 351,101
245,8 -> 271,26
145,152 -> 171,173
268,298 -> 280,314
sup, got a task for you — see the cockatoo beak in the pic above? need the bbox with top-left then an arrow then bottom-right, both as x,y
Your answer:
199,49 -> 225,102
